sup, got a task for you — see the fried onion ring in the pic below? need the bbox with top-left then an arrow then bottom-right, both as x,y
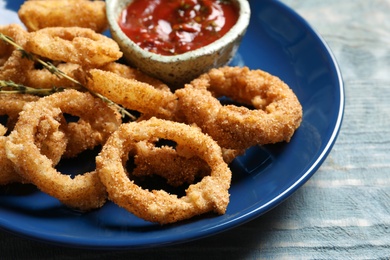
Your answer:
0,94 -> 40,185
86,69 -> 178,120
0,94 -> 70,185
0,93 -> 39,130
24,27 -> 122,67
0,50 -> 34,85
130,139 -> 243,187
99,62 -> 170,91
131,141 -> 211,187
0,24 -> 29,49
5,90 -> 120,210
175,66 -> 302,149
96,117 -> 232,224
18,0 -> 108,33
0,25 -> 34,84
0,24 -> 25,65
25,62 -> 84,90
0,136 -> 25,184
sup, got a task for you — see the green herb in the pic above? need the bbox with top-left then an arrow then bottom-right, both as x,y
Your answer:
0,80 -> 65,96
0,32 -> 136,120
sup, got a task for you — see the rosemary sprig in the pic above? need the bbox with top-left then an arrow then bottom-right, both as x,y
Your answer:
0,80 -> 65,96
0,32 -> 136,120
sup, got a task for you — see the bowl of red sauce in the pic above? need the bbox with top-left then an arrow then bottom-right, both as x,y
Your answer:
106,0 -> 251,88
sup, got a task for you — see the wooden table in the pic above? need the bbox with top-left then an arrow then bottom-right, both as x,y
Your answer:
1,0 -> 390,259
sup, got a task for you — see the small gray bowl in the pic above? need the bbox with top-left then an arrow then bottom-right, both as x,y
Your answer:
106,0 -> 251,88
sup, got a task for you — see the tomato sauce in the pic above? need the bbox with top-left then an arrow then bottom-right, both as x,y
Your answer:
118,0 -> 239,56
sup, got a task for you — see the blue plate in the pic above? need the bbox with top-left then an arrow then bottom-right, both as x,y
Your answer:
0,0 -> 344,249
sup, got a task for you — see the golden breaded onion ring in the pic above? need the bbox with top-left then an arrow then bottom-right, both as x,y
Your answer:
0,50 -> 34,85
0,24 -> 29,66
25,62 -> 84,90
86,69 -> 178,120
0,94 -> 45,185
130,140 -> 243,187
175,66 -> 303,149
96,117 -> 232,224
0,137 -> 26,185
5,89 -> 120,210
0,25 -> 34,84
18,0 -> 108,33
24,27 -> 122,67
99,62 -> 171,91
131,141 -> 211,187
